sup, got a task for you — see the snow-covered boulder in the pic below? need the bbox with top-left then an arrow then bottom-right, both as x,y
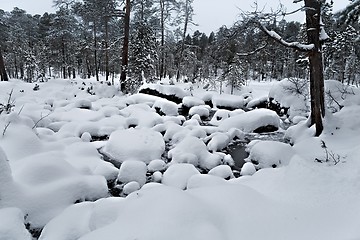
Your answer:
208,165 -> 234,179
153,99 -> 179,116
219,109 -> 280,133
182,96 -> 205,108
212,93 -> 245,110
188,105 -> 210,118
268,78 -> 308,119
0,208 -> 32,240
103,128 -> 165,164
240,162 -> 256,176
123,181 -> 141,195
245,140 -> 295,169
162,163 -> 200,189
117,160 -> 147,186
205,128 -> 245,152
168,136 -> 222,170
139,83 -> 189,104
147,159 -> 167,173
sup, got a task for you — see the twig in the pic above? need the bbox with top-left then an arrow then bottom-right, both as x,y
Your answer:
32,112 -> 52,129
237,42 -> 268,56
2,122 -> 11,137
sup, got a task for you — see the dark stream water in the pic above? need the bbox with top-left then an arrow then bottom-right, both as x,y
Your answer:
225,131 -> 287,172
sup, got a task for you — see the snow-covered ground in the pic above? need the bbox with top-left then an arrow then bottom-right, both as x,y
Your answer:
0,78 -> 359,240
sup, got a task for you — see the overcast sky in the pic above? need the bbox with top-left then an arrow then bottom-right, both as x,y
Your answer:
0,0 -> 350,34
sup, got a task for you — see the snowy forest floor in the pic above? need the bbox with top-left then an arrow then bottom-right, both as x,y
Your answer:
0,77 -> 360,240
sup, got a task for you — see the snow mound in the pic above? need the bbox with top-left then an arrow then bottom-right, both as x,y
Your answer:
212,93 -> 245,110
182,96 -> 205,108
208,165 -> 234,179
39,198 -> 124,240
162,163 -> 200,189
240,162 -> 256,176
153,99 -> 179,116
188,105 -> 210,118
0,208 -> 31,240
219,109 -> 280,133
245,140 -> 295,169
117,160 -> 147,186
168,136 -> 222,170
103,128 -> 165,164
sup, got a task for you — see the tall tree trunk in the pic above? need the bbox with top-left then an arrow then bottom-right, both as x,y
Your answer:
159,0 -> 165,80
305,0 -> 325,136
0,50 -> 9,81
62,39 -> 66,79
105,19 -> 110,81
120,0 -> 131,91
176,0 -> 191,81
93,21 -> 99,81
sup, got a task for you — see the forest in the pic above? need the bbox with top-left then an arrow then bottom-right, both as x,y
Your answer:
1,0 -> 360,239
0,0 -> 359,92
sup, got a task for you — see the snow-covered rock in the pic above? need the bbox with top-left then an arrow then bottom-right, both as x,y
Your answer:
0,208 -> 32,240
212,93 -> 245,110
208,165 -> 234,179
103,128 -> 165,164
162,163 -> 200,189
240,162 -> 256,176
182,96 -> 205,108
219,109 -> 280,133
188,105 -> 210,118
117,160 -> 147,186
147,159 -> 167,172
245,140 -> 295,169
123,181 -> 141,195
168,136 -> 222,170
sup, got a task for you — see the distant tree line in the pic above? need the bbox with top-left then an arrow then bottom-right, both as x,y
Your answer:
0,0 -> 358,91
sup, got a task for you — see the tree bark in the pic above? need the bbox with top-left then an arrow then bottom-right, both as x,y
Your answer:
305,0 -> 325,136
159,0 -> 165,80
105,18 -> 110,81
93,21 -> 99,81
120,0 -> 131,91
0,50 -> 9,81
176,0 -> 191,81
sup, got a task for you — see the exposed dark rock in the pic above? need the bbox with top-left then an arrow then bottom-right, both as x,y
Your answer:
139,88 -> 183,104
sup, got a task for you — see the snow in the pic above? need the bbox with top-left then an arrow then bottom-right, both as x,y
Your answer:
182,96 -> 205,108
139,83 -> 189,99
162,164 -> 200,189
188,105 -> 210,118
117,160 -> 147,186
240,162 -> 256,176
212,93 -> 245,109
168,136 -> 222,170
1,78 -> 360,240
219,108 -> 280,133
245,140 -> 295,169
102,128 -> 165,164
0,208 -> 32,240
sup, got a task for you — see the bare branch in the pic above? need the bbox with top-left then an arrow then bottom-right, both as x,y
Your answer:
237,42 -> 268,56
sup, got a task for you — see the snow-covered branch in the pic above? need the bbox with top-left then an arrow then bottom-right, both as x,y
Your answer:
257,23 -> 314,52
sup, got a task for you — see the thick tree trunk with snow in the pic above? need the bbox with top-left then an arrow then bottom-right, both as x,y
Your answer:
305,0 -> 325,136
120,0 -> 131,91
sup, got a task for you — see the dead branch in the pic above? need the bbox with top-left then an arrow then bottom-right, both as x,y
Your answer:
237,42 -> 268,56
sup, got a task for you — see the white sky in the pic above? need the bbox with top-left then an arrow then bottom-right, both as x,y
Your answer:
0,0 -> 350,34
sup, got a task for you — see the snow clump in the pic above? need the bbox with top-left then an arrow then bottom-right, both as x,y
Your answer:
102,128 -> 165,164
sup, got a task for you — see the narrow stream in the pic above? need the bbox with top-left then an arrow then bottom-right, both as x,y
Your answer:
225,131 -> 287,173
